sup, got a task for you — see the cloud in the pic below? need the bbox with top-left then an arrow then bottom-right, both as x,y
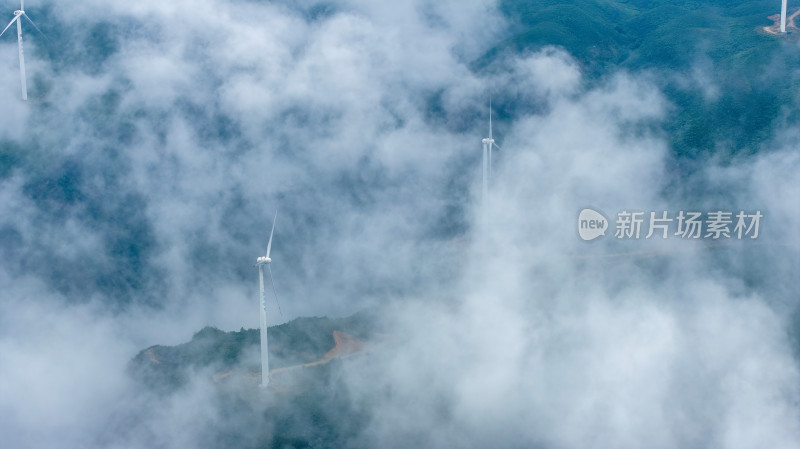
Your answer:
0,1 -> 799,448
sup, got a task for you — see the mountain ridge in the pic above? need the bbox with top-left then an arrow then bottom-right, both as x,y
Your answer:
128,309 -> 380,393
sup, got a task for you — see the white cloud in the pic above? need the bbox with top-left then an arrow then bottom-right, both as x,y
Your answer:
0,1 -> 798,448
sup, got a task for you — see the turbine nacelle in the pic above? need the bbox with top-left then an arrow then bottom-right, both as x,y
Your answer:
481,98 -> 500,212
13,10 -> 22,16
256,256 -> 272,264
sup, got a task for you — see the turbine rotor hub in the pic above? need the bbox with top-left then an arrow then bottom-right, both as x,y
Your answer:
14,10 -> 22,15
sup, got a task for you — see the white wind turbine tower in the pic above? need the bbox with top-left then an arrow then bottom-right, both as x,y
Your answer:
0,0 -> 43,100
781,0 -> 788,33
481,99 -> 502,208
255,210 -> 281,387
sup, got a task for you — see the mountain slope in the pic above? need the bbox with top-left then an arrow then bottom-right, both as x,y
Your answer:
485,0 -> 800,160
129,310 -> 379,393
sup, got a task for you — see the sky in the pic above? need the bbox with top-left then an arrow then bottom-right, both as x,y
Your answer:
0,0 -> 799,448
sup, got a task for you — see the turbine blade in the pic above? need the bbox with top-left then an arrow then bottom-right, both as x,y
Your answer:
0,16 -> 19,39
267,264 -> 283,317
22,14 -> 46,39
265,209 -> 277,258
493,142 -> 502,151
20,0 -> 24,12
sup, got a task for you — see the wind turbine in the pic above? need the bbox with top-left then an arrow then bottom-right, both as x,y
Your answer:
481,98 -> 502,208
781,0 -> 788,33
0,0 -> 43,100
255,210 -> 281,387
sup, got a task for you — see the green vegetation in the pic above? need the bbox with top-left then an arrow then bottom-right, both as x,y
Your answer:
0,140 -> 20,180
487,0 -> 800,161
128,309 -> 379,392
128,310 -> 381,447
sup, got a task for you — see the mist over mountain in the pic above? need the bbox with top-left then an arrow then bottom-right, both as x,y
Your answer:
1,1 -> 799,448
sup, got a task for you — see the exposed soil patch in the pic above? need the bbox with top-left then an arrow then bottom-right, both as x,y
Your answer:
763,8 -> 800,35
